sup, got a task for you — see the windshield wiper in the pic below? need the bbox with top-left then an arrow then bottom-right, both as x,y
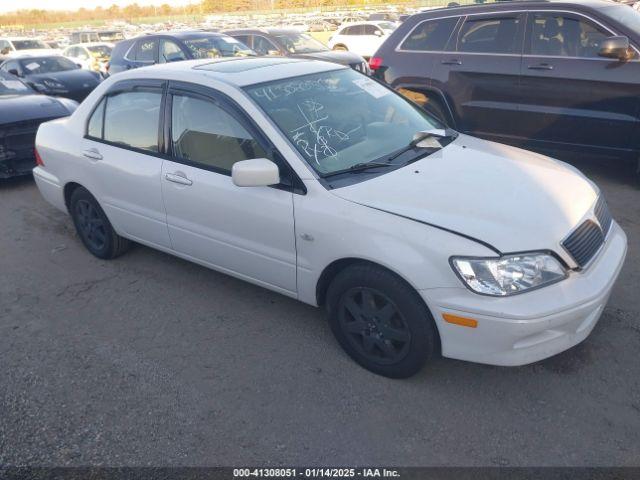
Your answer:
321,161 -> 395,178
384,129 -> 455,165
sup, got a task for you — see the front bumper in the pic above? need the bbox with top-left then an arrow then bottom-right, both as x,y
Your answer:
422,221 -> 627,366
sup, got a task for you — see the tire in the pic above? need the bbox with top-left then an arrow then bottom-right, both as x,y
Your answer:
326,263 -> 438,378
69,187 -> 130,259
333,44 -> 348,51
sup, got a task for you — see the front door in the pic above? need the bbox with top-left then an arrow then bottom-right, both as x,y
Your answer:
434,12 -> 525,143
518,11 -> 640,158
160,86 -> 297,294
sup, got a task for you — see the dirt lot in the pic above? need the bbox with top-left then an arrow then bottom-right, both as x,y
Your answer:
0,159 -> 638,466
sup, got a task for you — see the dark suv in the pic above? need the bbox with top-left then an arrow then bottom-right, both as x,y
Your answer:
371,0 -> 640,169
108,31 -> 255,75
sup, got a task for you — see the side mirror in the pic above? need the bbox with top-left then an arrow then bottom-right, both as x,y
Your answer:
8,68 -> 20,77
232,158 -> 280,187
598,36 -> 631,60
76,63 -> 83,69
267,49 -> 281,56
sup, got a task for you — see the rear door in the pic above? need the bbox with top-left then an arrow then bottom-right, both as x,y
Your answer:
435,12 -> 525,141
81,80 -> 171,248
518,10 -> 640,158
160,83 -> 298,294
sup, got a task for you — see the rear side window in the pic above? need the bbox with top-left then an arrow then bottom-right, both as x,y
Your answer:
87,98 -> 105,139
171,94 -> 268,174
400,17 -> 459,51
90,90 -> 163,152
134,39 -> 157,62
457,16 -> 521,54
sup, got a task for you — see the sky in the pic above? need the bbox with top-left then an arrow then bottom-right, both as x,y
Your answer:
0,0 -> 195,14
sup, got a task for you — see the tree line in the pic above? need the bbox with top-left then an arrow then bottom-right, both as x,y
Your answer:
0,0 -> 381,28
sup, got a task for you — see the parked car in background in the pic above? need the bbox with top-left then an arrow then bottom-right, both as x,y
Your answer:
32,58 -> 626,378
0,70 -> 77,178
226,28 -> 370,74
107,31 -> 254,75
0,55 -> 102,102
0,37 -> 59,60
368,12 -> 399,22
63,43 -> 113,76
69,30 -> 125,45
328,21 -> 396,58
371,0 -> 640,177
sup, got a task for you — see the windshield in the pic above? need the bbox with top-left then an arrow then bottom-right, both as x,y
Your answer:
183,36 -> 255,58
0,72 -> 32,95
601,5 -> 640,34
273,32 -> 328,54
13,39 -> 49,50
377,22 -> 397,31
245,68 -> 443,177
19,57 -> 76,74
98,31 -> 124,42
87,45 -> 112,57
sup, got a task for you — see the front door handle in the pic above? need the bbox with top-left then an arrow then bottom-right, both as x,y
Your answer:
528,63 -> 554,70
441,59 -> 462,65
165,172 -> 193,186
82,148 -> 102,161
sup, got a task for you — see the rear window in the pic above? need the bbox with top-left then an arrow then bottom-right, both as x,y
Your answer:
400,17 -> 458,51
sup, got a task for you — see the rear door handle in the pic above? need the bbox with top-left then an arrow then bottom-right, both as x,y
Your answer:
165,172 -> 193,186
82,148 -> 102,161
528,63 -> 554,70
441,59 -> 462,65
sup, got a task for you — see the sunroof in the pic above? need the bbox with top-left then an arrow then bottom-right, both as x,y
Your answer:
194,57 -> 300,73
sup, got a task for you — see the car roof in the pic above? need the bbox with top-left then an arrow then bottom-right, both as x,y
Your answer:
225,28 -> 304,35
66,42 -> 112,48
112,57 -> 346,88
416,0 -> 616,16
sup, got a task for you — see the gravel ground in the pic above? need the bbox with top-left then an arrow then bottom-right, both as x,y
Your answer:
0,159 -> 638,467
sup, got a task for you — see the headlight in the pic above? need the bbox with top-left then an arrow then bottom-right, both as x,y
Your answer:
451,253 -> 568,296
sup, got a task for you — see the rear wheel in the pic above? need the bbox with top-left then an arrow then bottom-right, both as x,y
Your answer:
332,44 -> 348,51
69,187 -> 130,259
326,264 -> 438,378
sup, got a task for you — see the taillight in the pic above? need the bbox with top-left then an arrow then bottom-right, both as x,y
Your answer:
369,56 -> 383,70
34,147 -> 44,167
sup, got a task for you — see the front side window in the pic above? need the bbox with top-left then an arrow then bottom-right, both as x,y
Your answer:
102,90 -> 162,152
530,13 -> 610,58
171,94 -> 268,174
400,17 -> 458,51
272,33 -> 327,54
457,16 -> 521,54
246,68 -> 442,177
252,36 -> 279,56
160,40 -> 187,63
363,25 -> 379,35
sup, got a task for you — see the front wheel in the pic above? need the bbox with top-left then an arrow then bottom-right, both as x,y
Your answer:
332,44 -> 348,51
326,264 -> 438,378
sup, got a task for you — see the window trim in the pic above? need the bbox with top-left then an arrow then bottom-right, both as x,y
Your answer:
394,8 -> 640,59
166,80 -> 306,194
83,79 -> 168,159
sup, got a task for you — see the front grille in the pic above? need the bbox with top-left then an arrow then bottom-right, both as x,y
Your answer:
562,196 -> 613,268
594,195 -> 612,236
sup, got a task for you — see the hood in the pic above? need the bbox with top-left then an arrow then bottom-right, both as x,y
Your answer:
293,50 -> 365,66
26,69 -> 100,88
0,94 -> 70,124
330,134 -> 598,257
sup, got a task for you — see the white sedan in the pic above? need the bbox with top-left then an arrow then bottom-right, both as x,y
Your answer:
62,43 -> 113,76
33,58 -> 627,378
327,21 -> 396,58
